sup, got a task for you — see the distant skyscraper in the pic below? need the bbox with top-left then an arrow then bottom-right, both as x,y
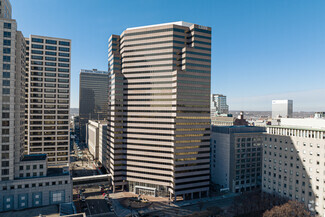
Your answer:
107,21 -> 211,200
79,69 -> 109,143
272,100 -> 293,119
26,35 -> 71,165
211,94 -> 229,117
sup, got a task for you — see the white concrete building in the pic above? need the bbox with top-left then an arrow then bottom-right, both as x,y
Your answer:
262,118 -> 325,216
87,120 -> 107,165
272,100 -> 293,119
211,94 -> 229,117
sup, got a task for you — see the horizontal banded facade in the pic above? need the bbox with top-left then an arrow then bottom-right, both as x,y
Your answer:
107,21 -> 211,200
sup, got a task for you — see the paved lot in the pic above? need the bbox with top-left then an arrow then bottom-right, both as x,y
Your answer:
74,186 -> 116,217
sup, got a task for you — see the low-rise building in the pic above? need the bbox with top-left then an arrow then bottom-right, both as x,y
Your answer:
0,154 -> 72,212
211,125 -> 265,193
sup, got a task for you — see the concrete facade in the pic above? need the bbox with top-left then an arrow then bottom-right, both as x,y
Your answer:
79,69 -> 109,144
211,94 -> 229,117
87,120 -> 107,164
262,118 -> 325,216
272,100 -> 293,119
211,126 -> 265,193
107,21 -> 211,200
26,35 -> 71,165
0,0 -> 72,212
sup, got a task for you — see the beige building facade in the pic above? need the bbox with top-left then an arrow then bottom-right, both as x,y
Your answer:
107,21 -> 211,200
262,118 -> 325,216
26,35 -> 71,165
0,0 -> 72,212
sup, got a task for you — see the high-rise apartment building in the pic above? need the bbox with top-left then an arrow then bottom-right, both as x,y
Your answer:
0,0 -> 72,211
26,35 -> 71,165
211,94 -> 229,117
107,21 -> 211,200
272,100 -> 293,119
211,126 -> 265,193
79,69 -> 109,144
262,118 -> 325,216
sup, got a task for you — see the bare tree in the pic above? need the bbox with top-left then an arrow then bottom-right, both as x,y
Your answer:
263,200 -> 312,217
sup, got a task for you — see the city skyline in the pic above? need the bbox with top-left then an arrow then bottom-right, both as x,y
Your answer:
11,0 -> 325,111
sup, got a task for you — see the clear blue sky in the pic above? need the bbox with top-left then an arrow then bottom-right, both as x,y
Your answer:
12,0 -> 325,111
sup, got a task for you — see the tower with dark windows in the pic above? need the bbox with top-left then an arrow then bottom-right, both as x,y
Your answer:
107,21 -> 211,200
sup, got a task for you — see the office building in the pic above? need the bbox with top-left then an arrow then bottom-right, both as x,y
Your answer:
0,0 -> 72,212
262,118 -> 325,216
107,21 -> 211,200
272,100 -> 293,119
211,111 -> 249,126
211,94 -> 229,117
211,126 -> 265,193
26,35 -> 71,165
87,120 -> 107,165
79,69 -> 109,144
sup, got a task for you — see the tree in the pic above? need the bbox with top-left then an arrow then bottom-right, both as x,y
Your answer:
263,200 -> 312,217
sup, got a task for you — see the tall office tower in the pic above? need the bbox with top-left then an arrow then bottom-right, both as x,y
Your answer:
272,100 -> 293,119
79,69 -> 109,144
0,0 -> 25,182
26,35 -> 71,165
107,21 -> 211,200
262,118 -> 325,216
211,126 -> 264,193
0,0 -> 72,211
211,94 -> 229,117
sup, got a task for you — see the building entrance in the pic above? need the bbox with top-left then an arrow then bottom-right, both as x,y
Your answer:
134,186 -> 156,197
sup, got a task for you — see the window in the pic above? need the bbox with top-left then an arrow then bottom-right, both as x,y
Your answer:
3,64 -> 10,70
3,39 -> 10,46
59,47 -> 69,52
32,44 -> 43,49
59,41 -> 70,46
4,23 -> 11,29
52,192 -> 63,202
46,39 -> 57,44
3,31 -> 11,38
3,88 -> 10,94
45,51 -> 56,56
2,80 -> 10,86
59,52 -> 69,57
46,45 -> 57,50
3,56 -> 10,62
32,38 -> 43,43
3,72 -> 10,78
3,48 -> 10,54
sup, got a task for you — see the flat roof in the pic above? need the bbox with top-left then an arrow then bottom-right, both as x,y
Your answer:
126,21 -> 194,31
268,125 -> 325,132
21,154 -> 47,161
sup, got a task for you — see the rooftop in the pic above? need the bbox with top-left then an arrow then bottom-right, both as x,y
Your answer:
80,69 -> 108,74
212,125 -> 266,134
126,21 -> 194,31
21,154 -> 47,161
